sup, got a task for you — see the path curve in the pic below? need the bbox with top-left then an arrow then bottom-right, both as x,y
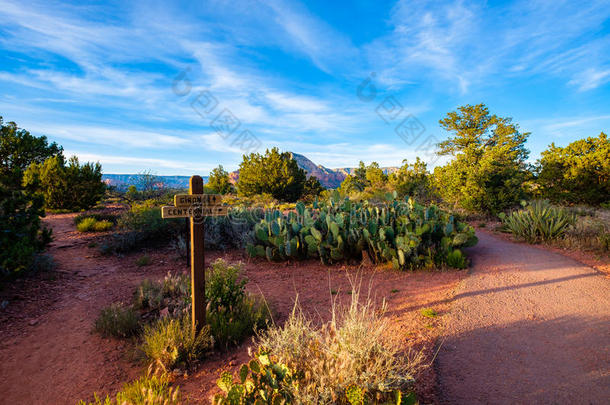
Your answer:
436,231 -> 610,404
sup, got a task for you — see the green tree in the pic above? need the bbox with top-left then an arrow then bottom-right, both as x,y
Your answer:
302,176 -> 325,200
0,117 -> 62,188
433,104 -> 531,214
536,132 -> 609,205
207,165 -> 233,194
365,162 -> 387,188
338,161 -> 379,195
389,157 -> 431,199
237,148 -> 306,202
24,155 -> 105,211
0,117 -> 58,278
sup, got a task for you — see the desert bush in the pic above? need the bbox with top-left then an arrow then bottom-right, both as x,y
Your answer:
95,303 -> 140,338
141,313 -> 212,372
77,217 -> 113,232
557,215 -> 610,253
78,370 -> 181,405
247,196 -> 477,270
204,206 -> 264,250
536,132 -> 609,205
1,117 -> 58,279
0,180 -> 52,280
23,155 -> 105,211
74,212 -> 118,225
238,148 -> 306,202
133,273 -> 190,317
218,287 -> 423,404
101,203 -> 183,254
503,200 -> 574,243
206,259 -> 270,349
136,254 -> 152,267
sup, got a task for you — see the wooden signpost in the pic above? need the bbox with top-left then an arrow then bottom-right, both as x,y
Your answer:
161,176 -> 226,334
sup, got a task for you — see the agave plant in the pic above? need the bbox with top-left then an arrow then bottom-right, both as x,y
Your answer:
503,200 -> 574,243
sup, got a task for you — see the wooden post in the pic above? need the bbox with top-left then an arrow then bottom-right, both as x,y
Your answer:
189,175 -> 205,334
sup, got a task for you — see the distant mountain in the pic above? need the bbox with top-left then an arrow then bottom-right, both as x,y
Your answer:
102,174 -> 207,190
228,152 -> 400,189
104,153 -> 399,191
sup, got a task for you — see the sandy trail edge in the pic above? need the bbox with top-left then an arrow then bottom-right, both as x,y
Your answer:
436,230 -> 610,404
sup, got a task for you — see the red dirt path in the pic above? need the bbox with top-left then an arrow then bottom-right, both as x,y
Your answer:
436,230 -> 610,404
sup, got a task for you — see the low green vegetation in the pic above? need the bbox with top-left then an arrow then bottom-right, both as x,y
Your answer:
420,308 -> 437,318
501,200 -> 574,243
94,303 -> 140,338
247,196 -> 478,270
141,313 -> 212,372
206,260 -> 270,350
215,288 -> 423,404
135,254 -> 152,267
95,260 -> 269,372
78,371 -> 181,405
76,217 -> 113,232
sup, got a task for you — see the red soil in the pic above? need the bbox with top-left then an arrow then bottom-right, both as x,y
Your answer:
0,213 -> 464,404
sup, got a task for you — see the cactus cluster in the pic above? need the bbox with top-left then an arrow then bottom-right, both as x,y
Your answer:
213,349 -> 297,405
246,195 -> 478,270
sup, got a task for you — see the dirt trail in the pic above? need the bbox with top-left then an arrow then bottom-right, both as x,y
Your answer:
436,231 -> 610,404
0,214 -> 163,404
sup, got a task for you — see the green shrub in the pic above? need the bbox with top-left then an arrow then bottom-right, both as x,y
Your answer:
77,217 -> 113,232
78,371 -> 181,405
420,308 -> 437,318
0,184 -> 52,280
503,200 -> 574,243
1,117 -> 59,280
557,215 -> 610,253
133,273 -> 190,317
237,148 -> 307,202
74,212 -> 117,225
136,255 -> 152,267
101,203 -> 183,254
141,313 -> 212,372
23,155 -> 105,211
95,303 -> 140,338
206,259 -> 271,349
445,249 -> 467,269
537,132 -> 609,205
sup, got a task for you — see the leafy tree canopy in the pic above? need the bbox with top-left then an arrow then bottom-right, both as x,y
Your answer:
0,116 -> 63,188
207,165 -> 233,194
537,132 -> 609,205
388,157 -> 432,199
23,155 -> 105,211
433,103 -> 531,214
237,148 -> 306,202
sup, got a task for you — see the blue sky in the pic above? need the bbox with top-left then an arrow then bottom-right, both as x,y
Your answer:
1,0 -> 609,175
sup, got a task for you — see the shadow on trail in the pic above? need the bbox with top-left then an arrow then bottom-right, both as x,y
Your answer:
435,315 -> 610,404
388,271 -> 598,314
